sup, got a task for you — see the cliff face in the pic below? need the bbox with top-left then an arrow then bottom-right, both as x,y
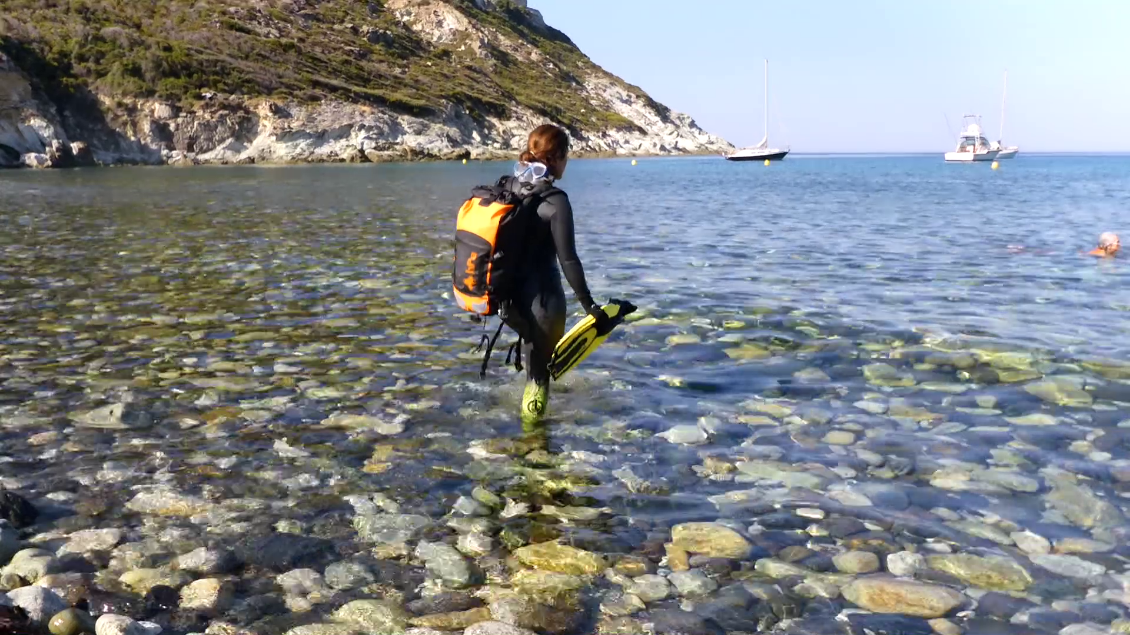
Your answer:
0,0 -> 731,168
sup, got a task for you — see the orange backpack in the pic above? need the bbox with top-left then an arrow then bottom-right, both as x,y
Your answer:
452,176 -> 551,316
452,176 -> 554,377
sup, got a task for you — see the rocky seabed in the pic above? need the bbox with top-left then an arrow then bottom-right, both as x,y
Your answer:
2,468 -> 1130,635
5,342 -> 1130,635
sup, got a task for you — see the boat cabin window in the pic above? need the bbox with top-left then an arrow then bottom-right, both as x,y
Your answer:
958,136 -> 990,152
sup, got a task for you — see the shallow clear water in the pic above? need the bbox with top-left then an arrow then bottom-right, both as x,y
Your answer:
2,155 -> 1130,633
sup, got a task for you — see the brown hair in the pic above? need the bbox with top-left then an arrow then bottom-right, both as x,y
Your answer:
519,124 -> 569,170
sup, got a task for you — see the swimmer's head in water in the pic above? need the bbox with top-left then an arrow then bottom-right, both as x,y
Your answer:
1097,232 -> 1121,256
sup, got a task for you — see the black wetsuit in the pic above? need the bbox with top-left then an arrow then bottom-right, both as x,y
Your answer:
502,176 -> 595,387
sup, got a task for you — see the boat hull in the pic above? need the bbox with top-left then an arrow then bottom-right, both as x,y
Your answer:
944,150 -> 999,162
726,150 -> 790,162
995,148 -> 1019,159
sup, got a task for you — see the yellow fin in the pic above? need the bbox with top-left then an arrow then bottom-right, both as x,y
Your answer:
548,300 -> 635,380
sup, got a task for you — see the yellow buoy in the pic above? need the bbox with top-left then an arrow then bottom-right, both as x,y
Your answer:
764,159 -> 770,166
991,161 -> 999,170
462,158 -> 467,165
631,159 -> 637,166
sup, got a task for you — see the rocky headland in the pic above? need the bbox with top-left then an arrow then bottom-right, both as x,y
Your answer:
0,0 -> 732,168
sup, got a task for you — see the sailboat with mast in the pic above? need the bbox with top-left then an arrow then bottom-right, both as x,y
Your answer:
725,59 -> 789,161
991,70 -> 1019,159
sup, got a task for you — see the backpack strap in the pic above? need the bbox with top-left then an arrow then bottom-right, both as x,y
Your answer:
469,176 -> 518,206
505,337 -> 523,373
514,183 -> 560,218
478,320 -> 507,379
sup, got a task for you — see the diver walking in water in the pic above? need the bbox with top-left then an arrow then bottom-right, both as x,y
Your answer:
502,125 -> 608,423
453,124 -> 630,425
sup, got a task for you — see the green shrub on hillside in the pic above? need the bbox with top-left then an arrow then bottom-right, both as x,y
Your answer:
0,0 -> 654,132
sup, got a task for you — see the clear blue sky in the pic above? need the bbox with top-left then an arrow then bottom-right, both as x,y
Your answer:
532,0 -> 1130,153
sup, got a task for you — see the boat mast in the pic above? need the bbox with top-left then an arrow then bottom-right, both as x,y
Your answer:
764,59 -> 769,146
999,70 -> 1007,142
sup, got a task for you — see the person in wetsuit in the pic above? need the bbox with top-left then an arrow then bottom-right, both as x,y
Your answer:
501,124 -> 609,424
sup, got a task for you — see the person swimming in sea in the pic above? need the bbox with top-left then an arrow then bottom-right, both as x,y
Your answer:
1009,232 -> 1120,258
1088,232 -> 1120,257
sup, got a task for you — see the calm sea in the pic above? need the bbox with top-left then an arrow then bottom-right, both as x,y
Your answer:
1,155 -> 1129,632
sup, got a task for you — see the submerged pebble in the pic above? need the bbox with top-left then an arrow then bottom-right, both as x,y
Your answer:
3,176 -> 1130,635
667,569 -> 718,597
1029,554 -> 1107,579
834,550 -> 880,574
842,577 -> 964,618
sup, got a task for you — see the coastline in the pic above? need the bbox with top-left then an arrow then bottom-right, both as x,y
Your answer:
1,55 -> 734,172
0,146 -> 726,170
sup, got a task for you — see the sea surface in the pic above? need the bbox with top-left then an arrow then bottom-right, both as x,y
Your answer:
1,155 -> 1130,634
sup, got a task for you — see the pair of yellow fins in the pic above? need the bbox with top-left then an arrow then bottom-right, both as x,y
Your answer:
548,299 -> 637,380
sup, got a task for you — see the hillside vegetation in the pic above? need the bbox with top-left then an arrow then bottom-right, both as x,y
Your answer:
0,0 -> 660,132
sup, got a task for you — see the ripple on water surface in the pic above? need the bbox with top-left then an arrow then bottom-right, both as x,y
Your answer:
1,158 -> 1130,634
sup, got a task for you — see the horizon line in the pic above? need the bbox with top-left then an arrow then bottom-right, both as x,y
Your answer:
674,151 -> 1130,157
784,151 -> 1130,155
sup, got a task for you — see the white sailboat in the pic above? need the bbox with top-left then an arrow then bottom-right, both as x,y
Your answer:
991,70 -> 1019,159
944,115 -> 999,162
725,59 -> 789,161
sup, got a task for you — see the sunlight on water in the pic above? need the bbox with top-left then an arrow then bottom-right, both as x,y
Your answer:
1,156 -> 1129,634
